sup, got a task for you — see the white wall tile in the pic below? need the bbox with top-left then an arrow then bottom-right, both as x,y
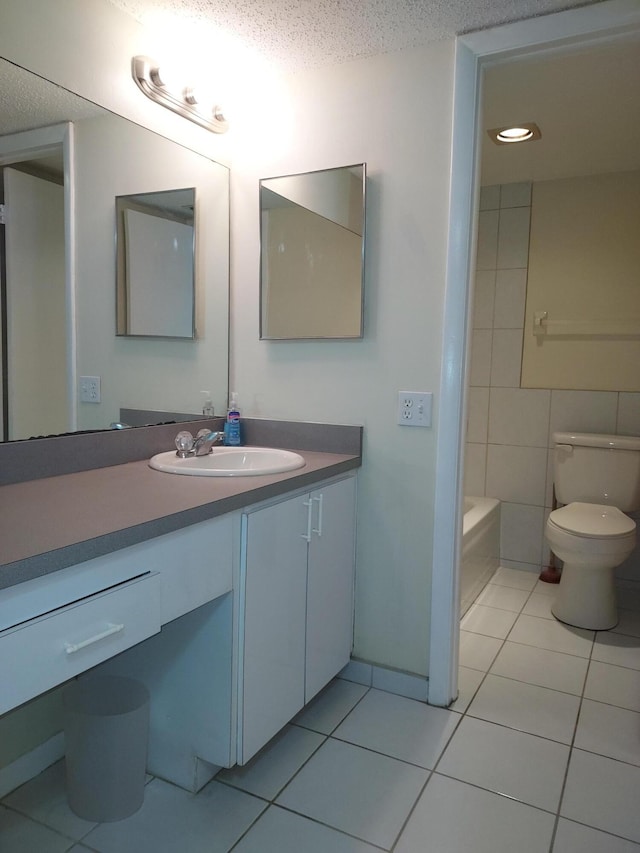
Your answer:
488,388 -> 550,448
479,185 -> 500,211
472,270 -> 496,329
469,330 -> 492,387
618,393 -> 640,436
493,269 -> 527,329
476,210 -> 499,270
545,452 -> 555,508
467,388 -> 489,443
500,502 -> 544,565
490,329 -> 523,387
463,443 -> 486,497
486,445 -> 548,506
549,390 -> 618,443
500,182 -> 532,209
497,207 -> 530,269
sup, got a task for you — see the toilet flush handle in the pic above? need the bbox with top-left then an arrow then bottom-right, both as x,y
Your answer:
556,443 -> 573,458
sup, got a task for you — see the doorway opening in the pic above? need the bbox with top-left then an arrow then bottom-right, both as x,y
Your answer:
429,0 -> 640,707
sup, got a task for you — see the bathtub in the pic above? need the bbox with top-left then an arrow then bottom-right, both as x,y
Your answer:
460,496 -> 500,618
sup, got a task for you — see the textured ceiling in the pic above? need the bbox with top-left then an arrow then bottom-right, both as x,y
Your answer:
107,0 -> 604,70
0,59 -> 104,136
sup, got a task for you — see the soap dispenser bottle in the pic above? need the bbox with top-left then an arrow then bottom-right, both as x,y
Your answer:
201,391 -> 214,417
224,392 -> 242,446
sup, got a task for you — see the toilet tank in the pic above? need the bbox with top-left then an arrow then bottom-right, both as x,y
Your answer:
553,432 -> 640,512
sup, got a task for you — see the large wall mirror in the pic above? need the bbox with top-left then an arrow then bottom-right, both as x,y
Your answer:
0,57 -> 229,442
260,164 -> 366,340
116,188 -> 196,339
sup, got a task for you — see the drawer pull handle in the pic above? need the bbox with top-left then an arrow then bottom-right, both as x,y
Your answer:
64,623 -> 125,655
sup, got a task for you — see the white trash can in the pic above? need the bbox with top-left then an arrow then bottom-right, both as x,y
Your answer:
64,675 -> 150,822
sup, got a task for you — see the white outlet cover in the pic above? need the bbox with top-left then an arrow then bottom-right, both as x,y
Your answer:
80,375 -> 101,403
397,391 -> 432,427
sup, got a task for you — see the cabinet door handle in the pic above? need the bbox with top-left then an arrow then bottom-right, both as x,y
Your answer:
312,494 -> 323,537
64,623 -> 125,655
301,499 -> 313,542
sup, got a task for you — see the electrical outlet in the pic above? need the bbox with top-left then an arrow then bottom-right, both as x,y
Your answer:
397,391 -> 432,427
80,375 -> 101,403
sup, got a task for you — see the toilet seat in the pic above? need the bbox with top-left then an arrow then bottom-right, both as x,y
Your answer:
549,502 -> 635,539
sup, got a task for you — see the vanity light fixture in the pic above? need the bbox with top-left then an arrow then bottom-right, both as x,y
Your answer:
131,55 -> 228,134
488,122 -> 541,145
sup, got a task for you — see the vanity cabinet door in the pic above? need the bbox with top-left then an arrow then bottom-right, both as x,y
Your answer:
305,476 -> 356,702
239,494 -> 309,763
239,474 -> 356,764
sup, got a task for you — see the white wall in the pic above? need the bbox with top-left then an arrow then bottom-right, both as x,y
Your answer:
231,42 -> 455,675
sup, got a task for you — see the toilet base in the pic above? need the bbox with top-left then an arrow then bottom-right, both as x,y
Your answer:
551,561 -> 618,631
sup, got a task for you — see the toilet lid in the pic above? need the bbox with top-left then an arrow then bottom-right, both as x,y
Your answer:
550,502 -> 636,538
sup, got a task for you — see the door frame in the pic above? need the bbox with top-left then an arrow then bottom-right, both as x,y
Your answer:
0,122 -> 77,434
428,0 -> 640,706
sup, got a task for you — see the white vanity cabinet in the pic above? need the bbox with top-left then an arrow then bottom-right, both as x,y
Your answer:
237,474 -> 356,763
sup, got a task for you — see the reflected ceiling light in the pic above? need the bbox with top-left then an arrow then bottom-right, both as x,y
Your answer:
132,56 -> 228,134
488,122 -> 541,145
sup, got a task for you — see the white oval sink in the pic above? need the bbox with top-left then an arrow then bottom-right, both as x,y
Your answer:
149,446 -> 306,477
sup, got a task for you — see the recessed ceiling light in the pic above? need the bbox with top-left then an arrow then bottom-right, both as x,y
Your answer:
488,122 -> 541,145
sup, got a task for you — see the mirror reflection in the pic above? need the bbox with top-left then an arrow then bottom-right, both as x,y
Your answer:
260,164 -> 366,340
116,188 -> 196,339
0,58 -> 229,442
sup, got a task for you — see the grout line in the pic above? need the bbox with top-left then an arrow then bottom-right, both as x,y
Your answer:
268,802 -> 390,851
326,731 -> 459,774
547,642 -> 595,852
431,769 -> 560,817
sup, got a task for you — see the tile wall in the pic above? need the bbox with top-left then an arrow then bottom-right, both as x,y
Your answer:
464,182 -> 640,580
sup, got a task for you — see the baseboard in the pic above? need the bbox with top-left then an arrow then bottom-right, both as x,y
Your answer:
339,659 -> 429,702
0,732 -> 64,799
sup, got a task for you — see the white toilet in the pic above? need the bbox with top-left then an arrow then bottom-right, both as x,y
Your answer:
546,432 -> 640,631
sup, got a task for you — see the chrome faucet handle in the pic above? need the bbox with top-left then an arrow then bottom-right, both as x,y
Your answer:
175,430 -> 195,457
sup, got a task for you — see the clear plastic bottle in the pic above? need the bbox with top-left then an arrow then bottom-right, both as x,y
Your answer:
201,391 -> 214,417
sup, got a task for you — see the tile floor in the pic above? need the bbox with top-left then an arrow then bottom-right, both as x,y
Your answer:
4,566 -> 640,851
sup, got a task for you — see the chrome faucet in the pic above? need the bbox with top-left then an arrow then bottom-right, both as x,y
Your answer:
192,429 -> 225,456
174,428 -> 224,458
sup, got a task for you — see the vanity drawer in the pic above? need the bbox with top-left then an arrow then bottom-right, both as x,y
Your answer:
0,573 -> 161,716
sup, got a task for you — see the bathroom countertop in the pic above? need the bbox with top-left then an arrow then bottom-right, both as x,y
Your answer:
0,448 -> 360,591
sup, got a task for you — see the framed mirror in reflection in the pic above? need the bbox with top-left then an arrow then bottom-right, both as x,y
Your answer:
116,188 -> 196,339
260,164 -> 366,340
0,57 -> 229,442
